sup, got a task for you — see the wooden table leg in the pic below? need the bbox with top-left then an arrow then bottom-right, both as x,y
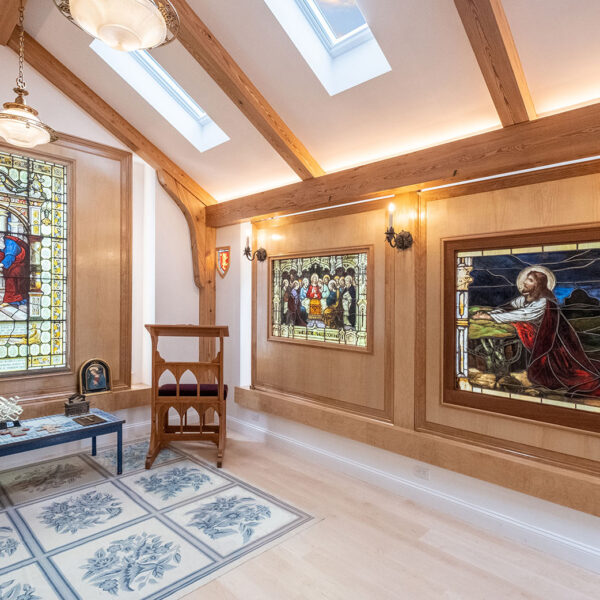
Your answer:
91,436 -> 97,456
117,426 -> 123,475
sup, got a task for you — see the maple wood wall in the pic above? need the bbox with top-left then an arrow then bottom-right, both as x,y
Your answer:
0,139 -> 150,418
230,174 -> 600,516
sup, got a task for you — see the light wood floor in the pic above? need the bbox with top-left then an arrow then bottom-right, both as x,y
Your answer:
178,433 -> 600,600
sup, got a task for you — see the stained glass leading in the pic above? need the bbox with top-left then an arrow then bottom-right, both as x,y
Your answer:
455,243 -> 600,414
0,150 -> 68,374
271,251 -> 368,348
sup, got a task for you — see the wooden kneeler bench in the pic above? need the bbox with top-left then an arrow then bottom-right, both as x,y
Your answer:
145,325 -> 229,469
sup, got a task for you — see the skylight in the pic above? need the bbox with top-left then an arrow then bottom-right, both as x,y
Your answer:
265,0 -> 390,95
296,0 -> 371,57
307,0 -> 367,41
91,40 -> 229,153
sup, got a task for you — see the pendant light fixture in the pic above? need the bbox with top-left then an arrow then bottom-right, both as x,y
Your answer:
54,0 -> 180,52
0,0 -> 57,149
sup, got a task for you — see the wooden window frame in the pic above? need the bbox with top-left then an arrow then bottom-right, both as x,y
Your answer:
443,225 -> 600,434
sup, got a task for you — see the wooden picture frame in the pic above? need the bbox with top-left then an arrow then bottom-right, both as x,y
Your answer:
268,245 -> 374,353
443,225 -> 600,433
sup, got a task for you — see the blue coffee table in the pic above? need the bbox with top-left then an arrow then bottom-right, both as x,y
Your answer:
0,408 -> 125,474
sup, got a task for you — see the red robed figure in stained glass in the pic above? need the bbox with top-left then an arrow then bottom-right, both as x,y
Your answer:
474,268 -> 600,397
0,235 -> 29,306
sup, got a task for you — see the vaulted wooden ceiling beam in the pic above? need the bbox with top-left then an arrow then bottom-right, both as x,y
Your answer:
206,101 -> 600,227
0,0 -> 22,45
8,30 -> 215,207
170,0 -> 324,180
454,0 -> 535,126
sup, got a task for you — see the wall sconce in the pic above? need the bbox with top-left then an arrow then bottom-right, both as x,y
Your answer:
385,203 -> 413,250
243,236 -> 267,262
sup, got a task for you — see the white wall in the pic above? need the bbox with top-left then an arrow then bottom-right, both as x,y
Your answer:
216,223 -> 252,406
153,184 -> 199,365
130,159 -> 156,385
0,46 -> 127,150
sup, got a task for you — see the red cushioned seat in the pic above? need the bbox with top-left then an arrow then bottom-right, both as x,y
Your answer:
158,383 -> 228,400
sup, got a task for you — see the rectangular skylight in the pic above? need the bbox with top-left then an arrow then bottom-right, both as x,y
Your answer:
91,40 -> 229,153
296,0 -> 371,56
266,0 -> 390,95
311,0 -> 367,40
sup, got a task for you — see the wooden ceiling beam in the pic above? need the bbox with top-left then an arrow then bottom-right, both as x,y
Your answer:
454,0 -> 535,126
0,0 -> 21,45
8,30 -> 215,206
206,101 -> 600,227
170,0 -> 324,180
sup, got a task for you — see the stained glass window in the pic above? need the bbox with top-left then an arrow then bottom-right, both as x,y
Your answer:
455,243 -> 600,414
0,150 -> 68,374
271,250 -> 368,348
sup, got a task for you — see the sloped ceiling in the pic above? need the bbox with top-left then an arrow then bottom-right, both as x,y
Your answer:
6,0 -> 600,202
503,0 -> 600,115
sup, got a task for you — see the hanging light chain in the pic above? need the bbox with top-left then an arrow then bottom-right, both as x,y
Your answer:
16,0 -> 26,91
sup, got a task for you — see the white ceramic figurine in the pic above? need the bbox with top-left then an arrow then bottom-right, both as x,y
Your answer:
0,396 -> 22,423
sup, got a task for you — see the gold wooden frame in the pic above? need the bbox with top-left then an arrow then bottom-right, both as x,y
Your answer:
266,245 -> 374,354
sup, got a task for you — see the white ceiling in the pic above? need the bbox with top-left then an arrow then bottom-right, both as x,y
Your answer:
503,0 -> 600,115
6,0 -> 600,202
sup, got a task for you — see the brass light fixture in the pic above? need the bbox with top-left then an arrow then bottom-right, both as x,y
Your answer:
0,1 -> 57,149
54,0 -> 180,52
385,203 -> 413,251
243,235 -> 267,262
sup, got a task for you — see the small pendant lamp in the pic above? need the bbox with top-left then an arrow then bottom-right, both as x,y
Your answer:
0,0 -> 58,149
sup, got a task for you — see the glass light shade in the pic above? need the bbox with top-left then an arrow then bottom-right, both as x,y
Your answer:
0,106 -> 53,148
69,0 -> 168,51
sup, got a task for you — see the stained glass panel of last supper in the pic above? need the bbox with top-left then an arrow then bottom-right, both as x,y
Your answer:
271,250 -> 368,348
0,150 -> 68,374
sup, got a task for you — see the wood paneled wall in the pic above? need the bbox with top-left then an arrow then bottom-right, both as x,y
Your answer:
252,209 -> 398,421
0,137 -> 132,409
238,176 -> 600,516
420,174 -> 600,468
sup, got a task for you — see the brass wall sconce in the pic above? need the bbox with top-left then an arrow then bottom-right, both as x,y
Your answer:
243,236 -> 267,262
385,203 -> 413,250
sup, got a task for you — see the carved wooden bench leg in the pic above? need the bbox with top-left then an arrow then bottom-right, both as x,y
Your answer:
146,401 -> 158,469
146,404 -> 166,469
145,441 -> 161,469
217,401 -> 226,468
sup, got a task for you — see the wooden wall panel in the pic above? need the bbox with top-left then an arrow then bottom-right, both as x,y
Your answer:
253,208 -> 396,421
0,137 -> 132,404
423,174 -> 600,463
239,173 -> 600,513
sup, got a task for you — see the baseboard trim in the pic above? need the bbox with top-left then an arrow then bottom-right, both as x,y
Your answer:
229,415 -> 600,574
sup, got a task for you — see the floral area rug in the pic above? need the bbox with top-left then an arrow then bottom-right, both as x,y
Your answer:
0,441 -> 312,599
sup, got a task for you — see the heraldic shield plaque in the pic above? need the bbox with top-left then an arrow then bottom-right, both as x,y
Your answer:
216,246 -> 231,278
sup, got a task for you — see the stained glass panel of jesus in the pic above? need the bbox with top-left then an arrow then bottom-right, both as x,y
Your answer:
455,243 -> 600,414
0,150 -> 68,374
271,251 -> 368,348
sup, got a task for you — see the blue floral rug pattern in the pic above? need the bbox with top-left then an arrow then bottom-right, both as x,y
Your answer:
0,441 -> 312,599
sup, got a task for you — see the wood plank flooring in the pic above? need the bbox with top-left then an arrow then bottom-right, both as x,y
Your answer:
178,433 -> 600,600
